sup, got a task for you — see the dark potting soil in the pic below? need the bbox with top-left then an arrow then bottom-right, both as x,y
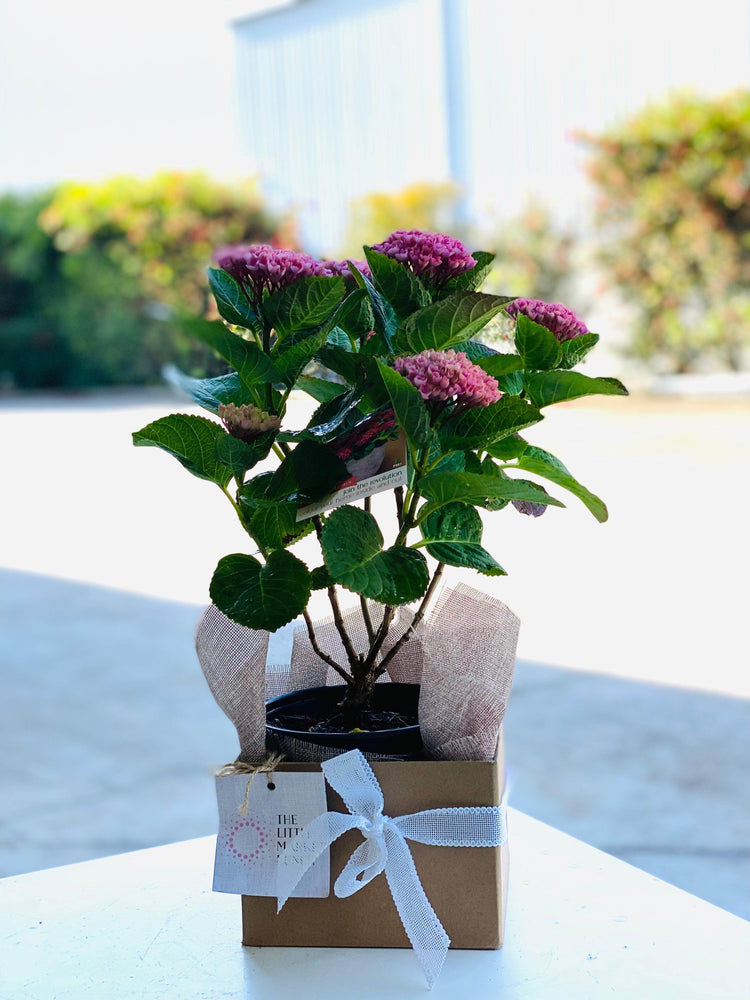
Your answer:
270,707 -> 419,735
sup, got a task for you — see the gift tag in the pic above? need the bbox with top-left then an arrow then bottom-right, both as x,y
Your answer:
213,771 -> 329,898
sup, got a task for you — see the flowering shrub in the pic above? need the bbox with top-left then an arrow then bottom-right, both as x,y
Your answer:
579,90 -> 750,372
134,229 -> 627,715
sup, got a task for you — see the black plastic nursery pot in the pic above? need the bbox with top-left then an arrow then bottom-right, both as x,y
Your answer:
265,682 -> 422,758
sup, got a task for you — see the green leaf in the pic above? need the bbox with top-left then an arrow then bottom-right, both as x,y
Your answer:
558,333 -> 600,369
363,247 -> 431,321
439,252 -> 497,295
395,292 -> 509,353
332,287 -> 375,341
207,268 -> 259,330
268,439 -> 349,502
495,371 -> 524,395
311,565 -> 334,590
279,388 -> 364,443
325,326 -> 353,351
431,450 -> 466,473
514,445 -> 608,522
316,347 -> 389,409
453,339 -> 500,361
214,432 -> 275,480
307,388 -> 363,438
322,506 -> 429,604
376,361 -> 432,448
419,470 -> 564,508
514,314 -> 561,370
440,396 -> 543,451
420,502 -> 505,575
132,414 -> 232,488
295,375 -> 348,404
486,434 -> 528,460
163,366 -> 251,414
523,371 -> 629,408
263,276 -> 345,339
239,471 -> 275,502
355,268 -> 399,350
186,317 -> 280,392
272,328 -> 328,387
248,501 -> 306,550
209,551 -> 311,631
475,354 -> 524,378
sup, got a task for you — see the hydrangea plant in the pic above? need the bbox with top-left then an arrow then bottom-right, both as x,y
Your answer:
134,230 -> 627,716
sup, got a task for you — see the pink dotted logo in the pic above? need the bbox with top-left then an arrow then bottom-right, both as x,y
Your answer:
227,817 -> 268,862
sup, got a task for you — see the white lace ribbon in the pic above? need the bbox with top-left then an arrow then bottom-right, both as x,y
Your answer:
276,749 -> 507,988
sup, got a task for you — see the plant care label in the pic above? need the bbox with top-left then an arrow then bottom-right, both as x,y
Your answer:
213,771 -> 329,898
296,410 -> 408,521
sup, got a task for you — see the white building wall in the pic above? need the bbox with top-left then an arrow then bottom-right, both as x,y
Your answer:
232,0 -> 750,251
234,0 -> 451,251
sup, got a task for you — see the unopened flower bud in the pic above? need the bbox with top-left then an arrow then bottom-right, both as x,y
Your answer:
218,403 -> 280,443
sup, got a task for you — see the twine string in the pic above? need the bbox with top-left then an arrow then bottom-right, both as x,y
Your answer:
216,752 -> 285,815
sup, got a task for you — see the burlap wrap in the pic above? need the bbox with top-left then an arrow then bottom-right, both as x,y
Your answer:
196,583 -> 519,763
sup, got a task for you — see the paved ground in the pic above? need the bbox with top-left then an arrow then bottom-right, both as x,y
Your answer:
1,389 -> 749,918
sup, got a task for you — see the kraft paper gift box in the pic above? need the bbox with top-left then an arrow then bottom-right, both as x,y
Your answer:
240,736 -> 508,950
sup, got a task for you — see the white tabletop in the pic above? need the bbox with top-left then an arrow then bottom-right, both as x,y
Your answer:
1,809 -> 748,1000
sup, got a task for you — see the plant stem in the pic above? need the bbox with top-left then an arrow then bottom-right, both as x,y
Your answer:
261,323 -> 273,412
360,501 -> 376,643
394,485 -> 404,528
310,514 -> 361,671
302,609 -> 353,686
376,562 -> 444,678
327,585 -> 361,670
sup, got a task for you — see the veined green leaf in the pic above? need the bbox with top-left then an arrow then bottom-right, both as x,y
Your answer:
514,314 -> 561,370
558,332 -> 600,369
209,550 -> 311,631
294,375 -> 348,404
376,361 -> 432,449
440,396 -> 543,451
363,247 -> 431,321
132,414 -> 232,488
394,292 -> 509,353
271,327 -> 328,387
207,267 -> 259,330
419,502 -> 505,575
419,470 -> 564,509
263,275 -> 345,339
322,506 -> 429,604
163,366 -> 251,414
438,252 -> 497,295
214,432 -> 275,481
185,317 -> 280,392
523,371 -> 628,408
513,445 -> 608,522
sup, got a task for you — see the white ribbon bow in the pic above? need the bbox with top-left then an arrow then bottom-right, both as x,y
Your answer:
277,749 -> 507,988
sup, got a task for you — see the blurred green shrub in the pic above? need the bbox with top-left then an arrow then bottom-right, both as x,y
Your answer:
579,90 -> 750,373
0,172 -> 291,388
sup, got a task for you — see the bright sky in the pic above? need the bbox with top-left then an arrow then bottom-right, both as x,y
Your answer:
0,0 -> 251,192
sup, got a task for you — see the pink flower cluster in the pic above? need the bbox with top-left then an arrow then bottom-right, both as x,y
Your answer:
218,403 -> 281,443
215,245 -> 370,302
505,298 -> 588,342
317,259 -> 371,279
394,349 -> 501,408
371,230 -> 476,285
